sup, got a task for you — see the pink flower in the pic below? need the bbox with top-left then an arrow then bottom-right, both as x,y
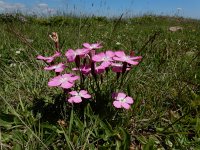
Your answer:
44,63 -> 65,72
37,51 -> 61,63
83,43 -> 102,50
113,51 -> 142,65
111,63 -> 131,73
112,92 -> 134,109
65,48 -> 89,62
92,51 -> 115,68
48,74 -> 79,89
68,90 -> 91,103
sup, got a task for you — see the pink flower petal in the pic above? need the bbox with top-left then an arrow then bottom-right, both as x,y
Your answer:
62,74 -> 71,78
79,90 -> 87,95
70,75 -> 79,81
48,76 -> 62,86
60,81 -> 74,89
116,93 -> 126,100
44,66 -> 55,70
55,67 -> 64,72
92,52 -> 105,62
131,56 -> 142,60
46,58 -> 54,63
100,61 -> 111,68
82,94 -> 91,99
113,101 -> 122,108
48,80 -> 61,86
125,97 -> 134,104
115,51 -> 125,57
83,43 -> 91,48
126,60 -> 139,65
68,97 -> 74,103
105,50 -> 115,57
37,55 -> 47,60
69,91 -> 78,96
68,96 -> 82,103
121,103 -> 131,109
72,96 -> 82,103
65,49 -> 76,62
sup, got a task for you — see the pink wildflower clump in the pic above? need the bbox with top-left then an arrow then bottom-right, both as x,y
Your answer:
48,74 -> 79,89
92,51 -> 115,68
112,92 -> 134,109
65,48 -> 89,62
44,63 -> 65,72
83,43 -> 102,50
37,51 -> 61,63
113,51 -> 142,65
68,90 -> 91,103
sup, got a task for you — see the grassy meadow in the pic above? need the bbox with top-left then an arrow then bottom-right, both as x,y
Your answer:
0,14 -> 200,149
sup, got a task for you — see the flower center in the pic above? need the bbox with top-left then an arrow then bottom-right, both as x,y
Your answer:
103,56 -> 109,61
77,93 -> 82,97
119,98 -> 126,102
53,65 -> 60,69
91,45 -> 95,49
60,77 -> 68,83
124,56 -> 129,61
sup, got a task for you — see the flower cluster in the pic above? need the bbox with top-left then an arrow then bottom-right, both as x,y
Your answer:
37,42 -> 142,109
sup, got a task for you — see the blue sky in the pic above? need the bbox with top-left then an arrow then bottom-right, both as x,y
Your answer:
0,0 -> 200,19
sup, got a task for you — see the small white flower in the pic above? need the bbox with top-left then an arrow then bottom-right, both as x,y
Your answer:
10,63 -> 16,67
16,51 -> 21,54
116,42 -> 121,45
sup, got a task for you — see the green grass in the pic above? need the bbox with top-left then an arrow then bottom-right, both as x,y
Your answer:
0,14 -> 200,149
